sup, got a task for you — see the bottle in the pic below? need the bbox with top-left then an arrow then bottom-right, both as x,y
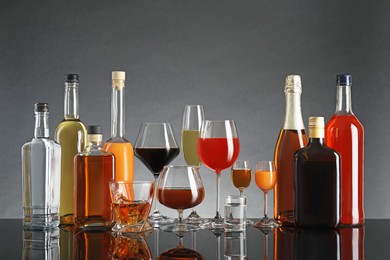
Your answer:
54,74 -> 87,225
325,74 -> 364,226
294,117 -> 340,228
22,103 -> 61,229
274,75 -> 308,226
74,125 -> 115,229
103,71 -> 134,181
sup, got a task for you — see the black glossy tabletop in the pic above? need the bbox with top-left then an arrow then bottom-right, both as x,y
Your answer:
0,219 -> 389,259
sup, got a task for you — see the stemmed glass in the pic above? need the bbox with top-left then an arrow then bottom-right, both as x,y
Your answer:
254,161 -> 278,229
198,120 -> 240,230
230,160 -> 251,196
157,165 -> 205,233
181,104 -> 205,224
134,123 -> 180,227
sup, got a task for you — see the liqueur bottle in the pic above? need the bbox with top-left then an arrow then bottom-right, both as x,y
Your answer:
325,74 -> 364,226
74,125 -> 115,229
54,74 -> 87,225
103,71 -> 134,181
22,103 -> 61,229
274,75 -> 308,226
294,117 -> 340,228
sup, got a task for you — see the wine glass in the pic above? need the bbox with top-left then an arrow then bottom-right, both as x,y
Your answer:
158,231 -> 204,260
158,165 -> 205,233
134,123 -> 180,227
254,161 -> 278,229
230,160 -> 251,196
181,104 -> 205,224
198,120 -> 240,231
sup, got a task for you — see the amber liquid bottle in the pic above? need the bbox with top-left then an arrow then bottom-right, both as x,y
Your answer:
274,75 -> 307,226
74,125 -> 114,229
294,117 -> 340,228
326,74 -> 364,226
103,71 -> 134,181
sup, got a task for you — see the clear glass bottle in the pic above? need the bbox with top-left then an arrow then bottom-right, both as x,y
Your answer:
274,75 -> 308,226
103,71 -> 134,181
54,74 -> 87,225
23,228 -> 60,259
74,125 -> 115,229
325,74 -> 364,226
294,117 -> 340,228
22,103 -> 61,229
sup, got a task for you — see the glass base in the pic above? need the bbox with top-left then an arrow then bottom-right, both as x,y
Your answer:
160,223 -> 199,234
185,210 -> 208,225
112,221 -> 153,234
199,217 -> 225,236
254,217 -> 279,230
148,210 -> 174,228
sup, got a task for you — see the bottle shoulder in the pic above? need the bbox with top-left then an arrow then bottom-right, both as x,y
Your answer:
105,137 -> 131,144
295,142 -> 339,161
327,114 -> 364,130
55,119 -> 87,132
23,138 -> 61,153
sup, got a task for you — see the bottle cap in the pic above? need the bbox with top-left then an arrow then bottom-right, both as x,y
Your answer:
112,71 -> 126,80
87,125 -> 102,135
34,103 -> 49,113
65,74 -> 79,83
337,74 -> 352,86
284,75 -> 302,93
308,116 -> 325,128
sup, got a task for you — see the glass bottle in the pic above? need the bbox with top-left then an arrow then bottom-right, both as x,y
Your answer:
22,103 -> 61,229
325,74 -> 364,226
274,75 -> 308,226
294,117 -> 340,228
103,71 -> 134,181
54,74 -> 87,225
74,125 -> 115,229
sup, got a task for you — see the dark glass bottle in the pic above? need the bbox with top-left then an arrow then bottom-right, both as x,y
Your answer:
294,117 -> 340,228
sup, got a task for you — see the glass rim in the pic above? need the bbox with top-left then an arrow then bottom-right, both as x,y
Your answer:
184,104 -> 204,107
109,180 -> 154,185
139,122 -> 172,125
164,165 -> 200,169
201,119 -> 235,123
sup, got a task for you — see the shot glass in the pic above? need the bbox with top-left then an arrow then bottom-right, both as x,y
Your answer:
109,181 -> 154,233
224,231 -> 247,259
224,195 -> 247,232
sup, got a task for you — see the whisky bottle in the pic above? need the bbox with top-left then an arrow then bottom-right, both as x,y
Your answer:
103,71 -> 134,181
274,75 -> 307,226
54,74 -> 87,225
74,125 -> 115,229
22,103 -> 61,229
325,74 -> 364,226
294,117 -> 340,228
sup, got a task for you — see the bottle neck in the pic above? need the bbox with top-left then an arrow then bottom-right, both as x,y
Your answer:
283,92 -> 305,130
309,137 -> 324,145
335,85 -> 353,114
34,112 -> 49,138
87,134 -> 103,148
308,127 -> 324,144
111,80 -> 125,138
64,83 -> 80,120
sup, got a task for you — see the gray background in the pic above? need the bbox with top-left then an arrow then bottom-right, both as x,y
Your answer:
1,0 -> 389,219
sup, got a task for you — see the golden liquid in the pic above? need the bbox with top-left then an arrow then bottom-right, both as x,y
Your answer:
230,169 -> 251,192
103,142 -> 134,181
255,170 -> 277,192
55,119 -> 87,225
181,130 -> 200,166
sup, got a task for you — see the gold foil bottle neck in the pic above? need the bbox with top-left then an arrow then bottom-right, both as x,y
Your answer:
284,75 -> 302,93
308,116 -> 325,138
88,134 -> 102,144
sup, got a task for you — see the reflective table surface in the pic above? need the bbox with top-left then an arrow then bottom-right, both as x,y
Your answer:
0,219 -> 389,259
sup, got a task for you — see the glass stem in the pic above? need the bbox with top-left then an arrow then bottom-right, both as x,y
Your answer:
263,192 -> 268,219
153,175 -> 159,214
215,172 -> 221,219
178,210 -> 184,223
239,190 -> 243,197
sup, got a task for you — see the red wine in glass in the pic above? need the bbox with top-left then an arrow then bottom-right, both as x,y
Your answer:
135,147 -> 180,176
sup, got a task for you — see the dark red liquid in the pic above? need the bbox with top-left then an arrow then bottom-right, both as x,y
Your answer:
340,227 -> 364,260
198,137 -> 240,173
158,247 -> 204,260
326,114 -> 364,225
157,187 -> 205,210
135,148 -> 180,175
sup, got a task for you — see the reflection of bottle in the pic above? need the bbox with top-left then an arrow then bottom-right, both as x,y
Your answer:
23,228 -> 60,259
55,74 -> 87,225
112,234 -> 152,259
60,227 -> 74,260
103,71 -> 134,181
22,103 -> 61,229
274,227 -> 295,260
74,230 -> 114,260
274,75 -> 307,226
295,117 -> 340,228
326,74 -> 364,226
74,126 -> 114,229
295,228 -> 341,260
340,227 -> 365,260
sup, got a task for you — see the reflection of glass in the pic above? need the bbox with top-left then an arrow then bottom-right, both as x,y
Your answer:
23,228 -> 60,260
74,230 -> 114,259
340,227 -> 364,260
198,120 -> 240,230
181,104 -> 205,224
112,233 -> 152,259
295,228 -> 340,259
224,231 -> 247,259
158,233 -> 204,260
254,161 -> 278,229
230,160 -> 251,196
158,166 -> 205,233
134,123 -> 180,227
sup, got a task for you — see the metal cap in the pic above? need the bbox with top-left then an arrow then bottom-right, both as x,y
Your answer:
112,71 -> 126,80
65,74 -> 79,83
337,74 -> 352,86
308,116 -> 325,128
87,125 -> 102,135
284,75 -> 302,93
34,103 -> 49,113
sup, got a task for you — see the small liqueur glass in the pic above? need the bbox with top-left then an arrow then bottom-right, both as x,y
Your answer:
230,160 -> 251,196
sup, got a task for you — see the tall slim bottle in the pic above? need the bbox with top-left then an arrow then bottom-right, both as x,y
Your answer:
55,74 -> 87,225
103,71 -> 134,181
325,74 -> 364,226
274,75 -> 307,226
22,103 -> 61,229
